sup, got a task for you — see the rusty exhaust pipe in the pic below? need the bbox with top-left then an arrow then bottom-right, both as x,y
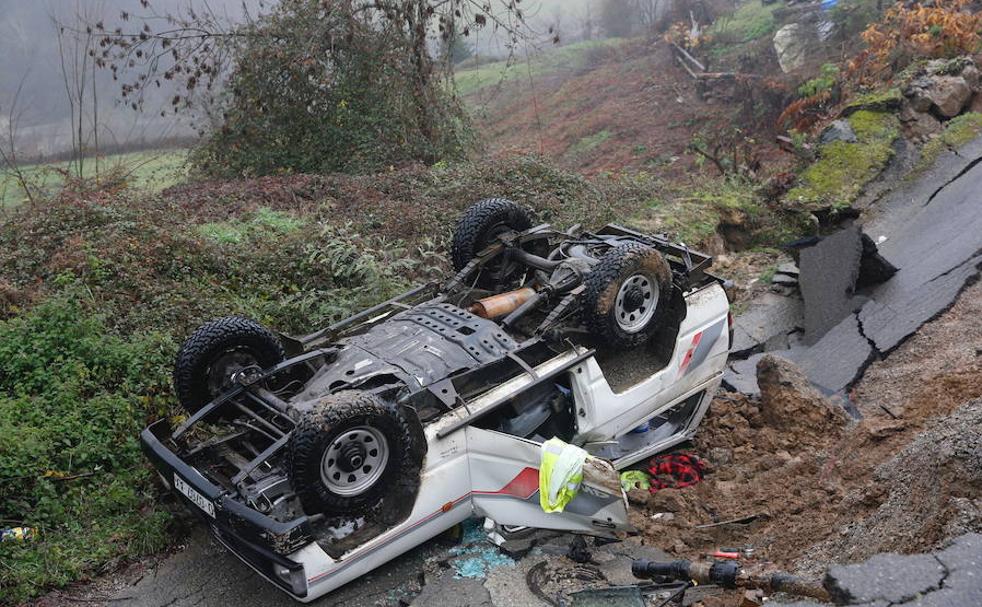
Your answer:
469,287 -> 536,319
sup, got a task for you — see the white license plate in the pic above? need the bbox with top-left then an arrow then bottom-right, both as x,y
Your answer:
174,473 -> 215,518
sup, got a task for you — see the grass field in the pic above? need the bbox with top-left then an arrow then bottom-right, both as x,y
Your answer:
0,148 -> 189,209
454,37 -> 628,97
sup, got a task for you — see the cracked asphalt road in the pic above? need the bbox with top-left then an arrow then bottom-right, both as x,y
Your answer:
775,533 -> 982,606
725,135 -> 982,396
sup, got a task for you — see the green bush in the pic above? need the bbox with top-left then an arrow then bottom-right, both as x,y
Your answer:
798,64 -> 840,98
0,293 -> 175,604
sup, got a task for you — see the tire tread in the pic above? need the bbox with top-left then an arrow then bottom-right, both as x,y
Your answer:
450,198 -> 532,271
581,243 -> 673,348
173,316 -> 284,415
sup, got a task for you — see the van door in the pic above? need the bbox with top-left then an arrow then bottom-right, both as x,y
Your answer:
465,427 -> 630,537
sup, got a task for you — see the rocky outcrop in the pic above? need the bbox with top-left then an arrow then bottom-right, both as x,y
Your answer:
907,75 -> 972,118
898,103 -> 942,138
900,58 -> 982,139
819,120 -> 858,144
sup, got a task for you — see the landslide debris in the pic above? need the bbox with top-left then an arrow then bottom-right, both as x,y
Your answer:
627,283 -> 982,607
808,398 -> 982,567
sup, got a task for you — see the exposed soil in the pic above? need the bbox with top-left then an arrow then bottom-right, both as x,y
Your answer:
624,280 -> 982,605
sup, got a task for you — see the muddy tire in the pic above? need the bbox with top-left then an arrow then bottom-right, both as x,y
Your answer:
289,391 -> 424,516
173,316 -> 285,417
581,243 -> 674,348
451,198 -> 533,289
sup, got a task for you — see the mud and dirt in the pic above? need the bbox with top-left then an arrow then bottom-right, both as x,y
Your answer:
625,281 -> 982,605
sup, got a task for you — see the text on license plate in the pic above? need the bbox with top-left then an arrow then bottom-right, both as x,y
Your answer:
174,473 -> 215,518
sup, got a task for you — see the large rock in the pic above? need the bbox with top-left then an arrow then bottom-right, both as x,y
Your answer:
961,63 -> 980,91
899,103 -> 942,139
970,92 -> 982,113
905,75 -> 972,118
774,24 -> 809,73
820,120 -> 858,144
905,80 -> 934,113
927,75 -> 972,117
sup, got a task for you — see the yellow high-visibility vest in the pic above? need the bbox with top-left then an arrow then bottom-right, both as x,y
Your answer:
539,437 -> 588,513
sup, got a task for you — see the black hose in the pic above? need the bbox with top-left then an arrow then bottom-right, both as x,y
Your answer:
632,559 -> 692,581
510,248 -> 562,270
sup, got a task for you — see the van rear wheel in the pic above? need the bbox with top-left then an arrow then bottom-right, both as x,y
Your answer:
581,243 -> 674,348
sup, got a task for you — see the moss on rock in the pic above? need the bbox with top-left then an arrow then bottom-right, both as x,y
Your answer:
785,110 -> 899,210
840,88 -> 903,117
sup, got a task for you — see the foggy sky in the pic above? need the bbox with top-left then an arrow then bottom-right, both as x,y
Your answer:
0,0 -> 607,159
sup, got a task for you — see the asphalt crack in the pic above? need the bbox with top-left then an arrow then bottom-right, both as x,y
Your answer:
933,555 -> 951,590
847,311 -> 882,394
881,556 -> 951,606
924,248 -> 982,284
854,310 -> 880,356
922,153 -> 982,207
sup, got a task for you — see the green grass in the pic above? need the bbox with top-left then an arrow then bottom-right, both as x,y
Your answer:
638,176 -> 808,247
0,148 -> 189,209
198,207 -> 306,244
785,110 -> 899,209
453,38 -> 628,97
567,130 -> 613,158
709,0 -> 781,44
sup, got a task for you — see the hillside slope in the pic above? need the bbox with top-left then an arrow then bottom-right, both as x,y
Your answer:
460,38 -> 786,177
